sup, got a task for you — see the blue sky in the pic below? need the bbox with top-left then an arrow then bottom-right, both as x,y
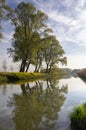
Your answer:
0,0 -> 86,70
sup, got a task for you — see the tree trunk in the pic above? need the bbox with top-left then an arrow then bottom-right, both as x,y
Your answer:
34,64 -> 38,72
20,60 -> 26,72
36,65 -> 40,72
25,62 -> 30,72
46,63 -> 49,73
26,83 -> 31,92
37,61 -> 41,72
21,84 -> 27,95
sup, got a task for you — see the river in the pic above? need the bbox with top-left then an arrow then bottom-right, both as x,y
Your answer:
0,75 -> 86,130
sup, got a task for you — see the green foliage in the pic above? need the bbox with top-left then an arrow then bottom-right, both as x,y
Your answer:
7,2 -> 67,72
8,2 -> 53,72
44,36 -> 67,73
70,103 -> 86,130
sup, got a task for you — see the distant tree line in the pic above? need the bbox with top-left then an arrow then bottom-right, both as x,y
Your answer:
1,1 -> 67,73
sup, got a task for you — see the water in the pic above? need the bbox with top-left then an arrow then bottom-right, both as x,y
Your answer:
0,76 -> 86,130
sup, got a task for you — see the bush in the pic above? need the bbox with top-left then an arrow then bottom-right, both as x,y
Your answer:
70,103 -> 86,130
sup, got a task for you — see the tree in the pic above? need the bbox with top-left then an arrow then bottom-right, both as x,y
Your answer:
8,2 -> 53,72
33,50 -> 43,72
7,2 -> 67,73
44,36 -> 67,73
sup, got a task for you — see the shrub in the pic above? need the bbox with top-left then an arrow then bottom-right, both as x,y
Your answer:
70,103 -> 86,130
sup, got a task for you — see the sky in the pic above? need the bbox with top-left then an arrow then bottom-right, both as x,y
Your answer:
0,0 -> 86,71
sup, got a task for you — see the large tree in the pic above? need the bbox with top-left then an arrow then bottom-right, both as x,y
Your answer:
8,2 -> 53,72
8,2 -> 67,73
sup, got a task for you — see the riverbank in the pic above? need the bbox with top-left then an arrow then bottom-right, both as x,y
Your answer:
0,72 -> 46,83
0,71 -> 64,83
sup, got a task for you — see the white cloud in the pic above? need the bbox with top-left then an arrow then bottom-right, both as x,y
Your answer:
43,1 -> 86,48
60,0 -> 73,7
1,21 -> 14,44
48,10 -> 72,25
76,0 -> 86,10
32,0 -> 86,48
1,34 -> 12,44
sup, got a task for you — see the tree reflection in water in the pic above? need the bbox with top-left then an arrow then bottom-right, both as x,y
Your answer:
8,77 -> 68,130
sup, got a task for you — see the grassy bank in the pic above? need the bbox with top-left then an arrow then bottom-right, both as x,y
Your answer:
0,72 -> 46,83
70,103 -> 86,130
0,69 -> 66,83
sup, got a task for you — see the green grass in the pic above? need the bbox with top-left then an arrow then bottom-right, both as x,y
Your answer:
0,72 -> 46,83
0,75 -> 7,82
70,103 -> 86,130
0,69 -> 66,84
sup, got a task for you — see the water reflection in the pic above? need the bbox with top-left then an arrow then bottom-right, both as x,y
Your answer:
0,84 -> 7,96
7,77 -> 68,130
